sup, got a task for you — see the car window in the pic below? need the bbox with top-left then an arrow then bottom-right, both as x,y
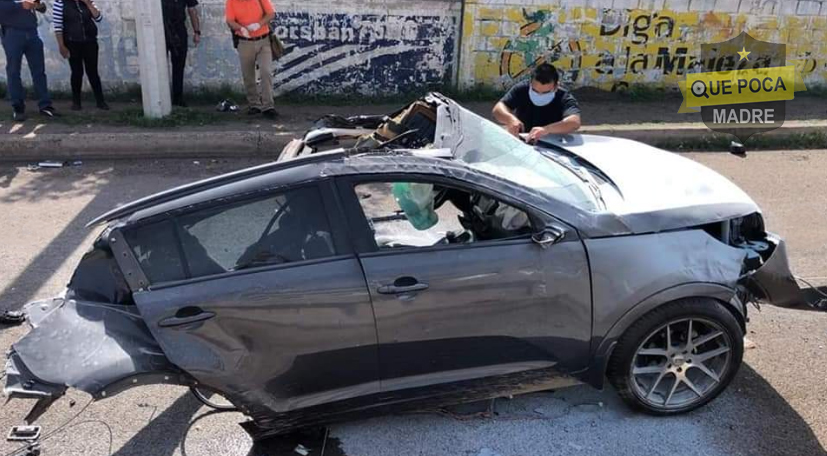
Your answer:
123,187 -> 336,284
450,107 -> 599,212
177,187 -> 335,278
124,219 -> 187,284
355,181 -> 532,250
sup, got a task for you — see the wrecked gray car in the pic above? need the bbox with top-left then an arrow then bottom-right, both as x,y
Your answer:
5,94 -> 802,439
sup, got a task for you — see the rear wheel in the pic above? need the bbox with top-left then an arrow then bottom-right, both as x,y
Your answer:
607,298 -> 744,415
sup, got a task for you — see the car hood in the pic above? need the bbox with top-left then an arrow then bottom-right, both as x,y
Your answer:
537,134 -> 760,229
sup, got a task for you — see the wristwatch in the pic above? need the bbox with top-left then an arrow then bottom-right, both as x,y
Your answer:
194,30 -> 201,35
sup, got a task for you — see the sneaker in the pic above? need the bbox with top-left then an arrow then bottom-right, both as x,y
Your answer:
247,107 -> 262,115
12,109 -> 26,122
39,106 -> 60,118
71,103 -> 82,111
262,108 -> 278,119
96,102 -> 110,111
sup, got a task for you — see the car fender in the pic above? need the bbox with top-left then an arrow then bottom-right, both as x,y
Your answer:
578,282 -> 745,389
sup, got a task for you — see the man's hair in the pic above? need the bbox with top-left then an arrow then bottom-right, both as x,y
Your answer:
532,63 -> 560,85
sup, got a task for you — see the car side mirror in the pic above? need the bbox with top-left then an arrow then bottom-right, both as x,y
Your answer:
532,227 -> 565,249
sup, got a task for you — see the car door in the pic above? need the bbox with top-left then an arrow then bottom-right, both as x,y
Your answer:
122,182 -> 380,414
337,175 -> 592,393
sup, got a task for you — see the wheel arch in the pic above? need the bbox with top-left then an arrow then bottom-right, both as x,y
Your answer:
577,282 -> 746,389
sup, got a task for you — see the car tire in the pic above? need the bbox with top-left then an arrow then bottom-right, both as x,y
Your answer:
607,298 -> 744,415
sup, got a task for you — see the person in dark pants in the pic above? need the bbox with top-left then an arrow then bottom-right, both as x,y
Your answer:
493,63 -> 581,143
162,0 -> 201,107
0,0 -> 58,121
53,0 -> 108,110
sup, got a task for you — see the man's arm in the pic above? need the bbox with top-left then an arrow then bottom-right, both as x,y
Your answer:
187,6 -> 201,45
258,0 -> 275,27
527,92 -> 582,142
527,114 -> 581,142
493,102 -> 524,137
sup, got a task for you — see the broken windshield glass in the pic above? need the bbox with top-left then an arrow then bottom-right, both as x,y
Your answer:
450,108 -> 599,212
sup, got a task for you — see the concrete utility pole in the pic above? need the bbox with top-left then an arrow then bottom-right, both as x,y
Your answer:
134,0 -> 171,118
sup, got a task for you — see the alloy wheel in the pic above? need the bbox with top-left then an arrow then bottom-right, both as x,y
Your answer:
629,318 -> 733,410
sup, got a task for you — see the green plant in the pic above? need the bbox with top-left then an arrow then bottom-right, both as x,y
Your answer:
654,131 -> 827,151
53,106 -> 226,128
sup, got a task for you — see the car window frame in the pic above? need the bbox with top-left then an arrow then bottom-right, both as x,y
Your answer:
118,179 -> 353,290
335,173 -> 554,257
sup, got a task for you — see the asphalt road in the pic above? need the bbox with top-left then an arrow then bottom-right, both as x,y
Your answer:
0,152 -> 825,456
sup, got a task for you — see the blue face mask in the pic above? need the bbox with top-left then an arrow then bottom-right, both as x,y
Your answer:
529,87 -> 556,107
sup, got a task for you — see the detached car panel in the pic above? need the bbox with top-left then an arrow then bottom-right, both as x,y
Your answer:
5,94 -> 803,438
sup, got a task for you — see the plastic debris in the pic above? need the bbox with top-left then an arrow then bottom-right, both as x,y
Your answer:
7,425 -> 41,442
216,99 -> 240,113
293,444 -> 310,456
0,311 -> 25,325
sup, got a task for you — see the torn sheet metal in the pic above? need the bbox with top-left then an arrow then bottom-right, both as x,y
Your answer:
4,298 -> 184,400
586,229 -> 748,340
740,235 -> 802,307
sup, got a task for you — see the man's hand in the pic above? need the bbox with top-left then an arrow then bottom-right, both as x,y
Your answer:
20,0 -> 37,10
527,126 -> 548,144
193,33 -> 201,46
239,26 -> 251,38
246,22 -> 261,32
59,45 -> 70,59
505,119 -> 524,137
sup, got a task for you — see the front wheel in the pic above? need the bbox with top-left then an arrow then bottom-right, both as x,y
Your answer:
607,298 -> 744,415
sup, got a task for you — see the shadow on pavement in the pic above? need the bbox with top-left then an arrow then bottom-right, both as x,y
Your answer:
112,394 -> 203,456
715,364 -> 826,456
0,165 -> 114,312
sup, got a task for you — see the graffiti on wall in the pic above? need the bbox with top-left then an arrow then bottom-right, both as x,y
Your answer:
271,13 -> 457,95
465,5 -> 827,91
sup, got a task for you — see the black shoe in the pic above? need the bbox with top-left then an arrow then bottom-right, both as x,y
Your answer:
12,109 -> 26,122
262,108 -> 278,119
39,106 -> 60,118
71,103 -> 82,111
247,107 -> 262,115
96,102 -> 110,111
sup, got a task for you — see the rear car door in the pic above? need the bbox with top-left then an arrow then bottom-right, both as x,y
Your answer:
123,182 -> 380,413
337,175 -> 592,393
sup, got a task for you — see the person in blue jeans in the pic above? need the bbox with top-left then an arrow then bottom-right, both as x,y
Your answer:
0,0 -> 59,121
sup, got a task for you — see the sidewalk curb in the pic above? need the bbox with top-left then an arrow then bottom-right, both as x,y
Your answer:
0,130 -> 299,162
0,124 -> 824,162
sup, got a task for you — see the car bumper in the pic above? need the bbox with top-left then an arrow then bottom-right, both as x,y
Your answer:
740,234 -> 802,307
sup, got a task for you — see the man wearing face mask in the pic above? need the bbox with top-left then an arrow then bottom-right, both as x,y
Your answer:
493,63 -> 581,143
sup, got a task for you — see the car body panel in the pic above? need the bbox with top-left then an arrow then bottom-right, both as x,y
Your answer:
740,235 -> 802,308
133,256 -> 380,413
5,298 -> 182,405
358,238 -> 592,388
536,134 -> 758,217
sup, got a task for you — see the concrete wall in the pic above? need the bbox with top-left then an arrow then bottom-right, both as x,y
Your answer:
460,0 -> 827,91
0,0 -> 461,96
2,0 -> 826,96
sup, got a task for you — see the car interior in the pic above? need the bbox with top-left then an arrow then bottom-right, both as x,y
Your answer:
356,182 -> 533,250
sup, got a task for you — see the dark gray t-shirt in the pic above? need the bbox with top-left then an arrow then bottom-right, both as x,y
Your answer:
500,80 -> 581,130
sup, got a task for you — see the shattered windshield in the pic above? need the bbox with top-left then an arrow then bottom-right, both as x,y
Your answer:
451,108 -> 599,212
